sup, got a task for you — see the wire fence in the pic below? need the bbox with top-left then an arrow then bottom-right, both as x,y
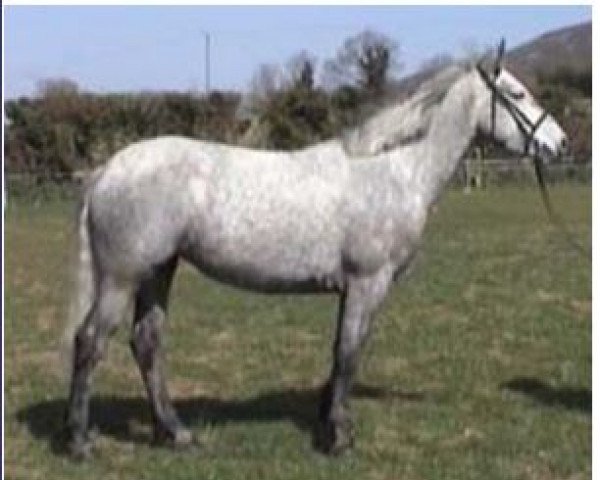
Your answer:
4,159 -> 592,206
449,158 -> 592,189
5,171 -> 84,204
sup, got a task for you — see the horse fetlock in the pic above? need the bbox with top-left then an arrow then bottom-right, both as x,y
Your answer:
172,428 -> 195,448
66,430 -> 94,461
317,415 -> 355,455
153,425 -> 195,450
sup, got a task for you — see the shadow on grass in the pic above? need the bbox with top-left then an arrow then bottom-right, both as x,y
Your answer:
501,377 -> 591,414
16,382 -> 424,456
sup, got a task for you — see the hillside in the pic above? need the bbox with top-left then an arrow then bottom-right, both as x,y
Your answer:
506,21 -> 592,80
394,21 -> 592,96
505,21 -> 592,162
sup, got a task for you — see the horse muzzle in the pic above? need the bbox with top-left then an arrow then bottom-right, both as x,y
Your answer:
531,134 -> 570,164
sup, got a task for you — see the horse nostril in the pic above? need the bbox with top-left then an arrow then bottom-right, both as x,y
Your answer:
560,137 -> 569,152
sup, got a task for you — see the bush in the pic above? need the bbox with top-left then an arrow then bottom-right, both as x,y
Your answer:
5,62 -> 591,182
535,66 -> 592,163
4,88 -> 242,175
241,86 -> 342,150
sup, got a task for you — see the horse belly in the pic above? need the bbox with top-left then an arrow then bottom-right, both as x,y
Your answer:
182,205 -> 345,292
179,154 -> 350,292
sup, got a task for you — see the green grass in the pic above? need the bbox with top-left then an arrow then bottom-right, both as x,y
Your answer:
5,185 -> 591,480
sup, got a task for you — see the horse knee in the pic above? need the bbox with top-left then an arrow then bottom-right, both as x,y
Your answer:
73,318 -> 112,369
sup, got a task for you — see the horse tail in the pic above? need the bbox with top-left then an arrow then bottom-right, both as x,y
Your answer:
61,168 -> 104,371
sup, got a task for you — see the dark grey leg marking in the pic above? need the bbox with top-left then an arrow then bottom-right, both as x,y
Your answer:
65,278 -> 132,460
130,258 -> 193,448
319,266 -> 393,454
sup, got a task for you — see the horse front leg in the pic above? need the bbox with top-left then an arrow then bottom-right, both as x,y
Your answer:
318,266 -> 393,455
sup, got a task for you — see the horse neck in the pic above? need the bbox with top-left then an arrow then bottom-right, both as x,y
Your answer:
390,71 -> 480,207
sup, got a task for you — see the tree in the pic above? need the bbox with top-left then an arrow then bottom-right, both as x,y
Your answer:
36,78 -> 79,98
238,63 -> 285,122
239,54 -> 336,149
286,51 -> 317,90
324,30 -> 401,95
418,53 -> 454,76
249,63 -> 286,101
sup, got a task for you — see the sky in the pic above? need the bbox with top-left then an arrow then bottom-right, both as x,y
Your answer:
4,5 -> 593,99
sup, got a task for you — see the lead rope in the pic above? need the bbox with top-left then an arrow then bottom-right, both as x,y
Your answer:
478,64 -> 590,260
521,101 -> 591,259
531,154 -> 592,259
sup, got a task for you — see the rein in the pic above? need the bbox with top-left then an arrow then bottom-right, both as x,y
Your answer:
476,64 -> 591,259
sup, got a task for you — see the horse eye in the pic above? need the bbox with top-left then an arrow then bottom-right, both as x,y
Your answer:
509,91 -> 525,100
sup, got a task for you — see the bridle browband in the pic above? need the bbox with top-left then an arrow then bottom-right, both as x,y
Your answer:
475,61 -> 591,259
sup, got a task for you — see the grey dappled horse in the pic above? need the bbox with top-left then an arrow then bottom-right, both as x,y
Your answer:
65,46 -> 568,458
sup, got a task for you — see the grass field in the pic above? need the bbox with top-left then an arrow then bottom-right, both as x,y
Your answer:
4,185 -> 591,480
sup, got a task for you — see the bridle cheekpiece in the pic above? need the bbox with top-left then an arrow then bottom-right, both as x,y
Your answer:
475,40 -> 549,158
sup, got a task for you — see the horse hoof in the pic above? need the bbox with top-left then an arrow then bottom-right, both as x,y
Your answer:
153,427 -> 195,450
64,428 -> 94,461
172,428 -> 195,449
316,420 -> 355,456
67,438 -> 93,461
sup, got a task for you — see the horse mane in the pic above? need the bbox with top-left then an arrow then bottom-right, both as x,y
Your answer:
341,63 -> 470,157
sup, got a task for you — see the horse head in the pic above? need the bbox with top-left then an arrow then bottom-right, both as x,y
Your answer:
475,39 -> 569,163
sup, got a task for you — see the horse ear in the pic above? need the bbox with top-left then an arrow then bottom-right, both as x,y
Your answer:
494,38 -> 506,77
498,38 -> 506,59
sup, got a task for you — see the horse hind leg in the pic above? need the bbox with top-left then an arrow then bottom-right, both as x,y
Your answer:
65,275 -> 134,459
129,257 -> 193,448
